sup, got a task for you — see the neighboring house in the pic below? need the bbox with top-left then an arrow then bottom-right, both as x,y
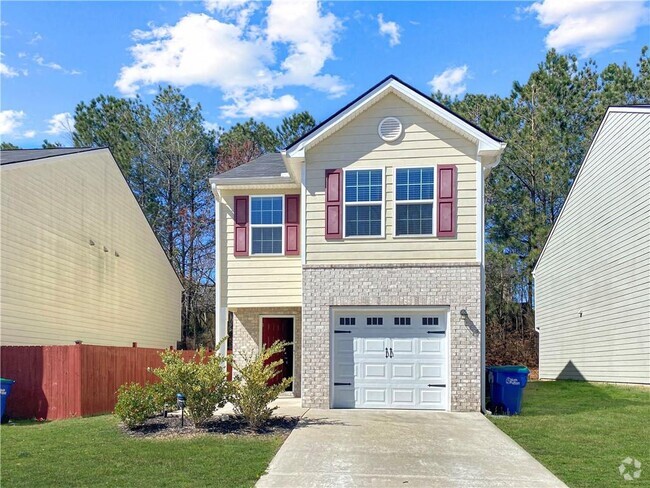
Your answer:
211,76 -> 506,411
534,106 -> 650,385
0,148 -> 182,348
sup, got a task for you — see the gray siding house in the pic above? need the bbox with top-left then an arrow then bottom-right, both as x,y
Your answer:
534,106 -> 650,385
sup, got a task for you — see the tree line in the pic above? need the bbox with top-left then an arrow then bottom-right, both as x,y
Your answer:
3,47 -> 648,363
435,48 -> 649,367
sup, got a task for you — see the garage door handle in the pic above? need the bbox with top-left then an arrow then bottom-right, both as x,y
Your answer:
389,348 -> 394,358
428,384 -> 446,388
385,348 -> 389,358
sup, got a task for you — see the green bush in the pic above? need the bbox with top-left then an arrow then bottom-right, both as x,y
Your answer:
114,383 -> 159,429
229,341 -> 293,429
151,347 -> 229,427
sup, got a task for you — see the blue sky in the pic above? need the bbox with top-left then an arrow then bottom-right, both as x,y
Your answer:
1,1 -> 649,146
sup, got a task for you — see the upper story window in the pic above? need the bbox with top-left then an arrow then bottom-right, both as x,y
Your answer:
344,169 -> 383,237
250,196 -> 283,254
395,168 -> 434,236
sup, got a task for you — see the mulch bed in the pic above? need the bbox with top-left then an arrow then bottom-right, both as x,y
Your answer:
122,413 -> 299,440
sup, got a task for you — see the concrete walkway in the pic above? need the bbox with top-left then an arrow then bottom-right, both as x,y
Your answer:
257,407 -> 566,488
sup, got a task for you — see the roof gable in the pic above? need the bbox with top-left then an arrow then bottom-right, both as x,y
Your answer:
285,75 -> 505,159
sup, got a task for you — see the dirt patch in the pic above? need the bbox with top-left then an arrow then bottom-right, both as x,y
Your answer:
121,413 -> 299,440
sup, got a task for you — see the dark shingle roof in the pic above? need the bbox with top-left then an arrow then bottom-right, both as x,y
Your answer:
214,152 -> 290,181
0,147 -> 101,166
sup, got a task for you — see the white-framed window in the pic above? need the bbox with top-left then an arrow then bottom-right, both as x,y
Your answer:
250,196 -> 283,255
394,167 -> 435,236
344,168 -> 384,237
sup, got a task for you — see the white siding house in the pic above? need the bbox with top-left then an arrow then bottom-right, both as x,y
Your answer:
534,106 -> 650,384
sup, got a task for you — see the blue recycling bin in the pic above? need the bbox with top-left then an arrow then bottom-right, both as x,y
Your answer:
0,378 -> 15,423
488,366 -> 529,415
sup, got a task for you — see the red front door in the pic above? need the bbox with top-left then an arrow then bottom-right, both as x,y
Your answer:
262,317 -> 293,388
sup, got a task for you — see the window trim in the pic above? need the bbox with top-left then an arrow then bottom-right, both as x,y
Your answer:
342,167 -> 386,239
392,165 -> 437,239
249,194 -> 285,256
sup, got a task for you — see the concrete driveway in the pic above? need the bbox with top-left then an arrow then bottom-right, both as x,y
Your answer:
257,407 -> 566,488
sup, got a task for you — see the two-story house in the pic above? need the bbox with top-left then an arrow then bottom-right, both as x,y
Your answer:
211,76 -> 506,411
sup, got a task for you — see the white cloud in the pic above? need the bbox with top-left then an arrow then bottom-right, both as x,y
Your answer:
116,0 -> 347,118
33,54 -> 81,75
116,13 -> 274,98
528,0 -> 650,56
221,94 -> 299,118
377,13 -> 401,47
28,33 -> 42,45
265,0 -> 347,97
23,130 -> 36,138
17,52 -> 27,59
0,110 -> 26,136
0,52 -> 24,78
203,0 -> 259,26
203,120 -> 222,133
46,112 -> 75,136
1,62 -> 19,78
429,65 -> 469,97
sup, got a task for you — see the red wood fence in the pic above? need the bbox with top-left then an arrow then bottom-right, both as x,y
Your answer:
0,344 -> 232,420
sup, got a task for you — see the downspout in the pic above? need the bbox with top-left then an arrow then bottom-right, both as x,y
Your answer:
213,184 -> 228,359
477,158 -> 487,414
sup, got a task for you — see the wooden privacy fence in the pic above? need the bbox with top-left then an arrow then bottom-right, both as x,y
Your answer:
0,344 -> 232,420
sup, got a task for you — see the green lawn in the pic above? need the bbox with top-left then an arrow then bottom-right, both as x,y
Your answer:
490,381 -> 650,488
1,415 -> 284,487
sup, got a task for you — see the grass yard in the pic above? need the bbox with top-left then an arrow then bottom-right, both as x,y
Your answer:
490,381 -> 650,488
1,415 -> 285,487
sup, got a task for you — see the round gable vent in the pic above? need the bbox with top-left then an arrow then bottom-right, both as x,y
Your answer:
378,117 -> 403,142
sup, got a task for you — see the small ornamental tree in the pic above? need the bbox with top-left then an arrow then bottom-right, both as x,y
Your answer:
229,341 -> 293,429
151,345 -> 229,427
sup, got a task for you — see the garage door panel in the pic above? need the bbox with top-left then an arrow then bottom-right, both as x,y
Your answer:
420,388 -> 445,409
332,309 -> 448,410
391,363 -> 415,380
391,388 -> 416,407
420,338 -> 443,354
420,363 -> 444,381
363,362 -> 388,380
363,338 -> 387,354
391,338 -> 415,353
363,388 -> 388,406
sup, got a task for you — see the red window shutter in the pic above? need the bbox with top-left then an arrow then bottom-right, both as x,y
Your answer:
285,194 -> 300,255
437,165 -> 457,237
233,196 -> 249,256
325,169 -> 343,239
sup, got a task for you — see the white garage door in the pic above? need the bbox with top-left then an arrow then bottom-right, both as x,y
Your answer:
332,308 -> 448,410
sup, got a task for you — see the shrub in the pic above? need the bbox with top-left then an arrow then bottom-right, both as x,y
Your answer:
151,347 -> 229,427
229,341 -> 293,429
114,382 -> 159,429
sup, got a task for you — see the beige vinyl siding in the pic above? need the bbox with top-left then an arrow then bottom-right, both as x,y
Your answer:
304,92 -> 479,265
220,188 -> 302,307
535,110 -> 650,384
0,150 -> 182,348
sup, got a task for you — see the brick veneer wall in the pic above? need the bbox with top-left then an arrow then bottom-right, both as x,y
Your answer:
302,263 -> 482,411
231,307 -> 302,397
